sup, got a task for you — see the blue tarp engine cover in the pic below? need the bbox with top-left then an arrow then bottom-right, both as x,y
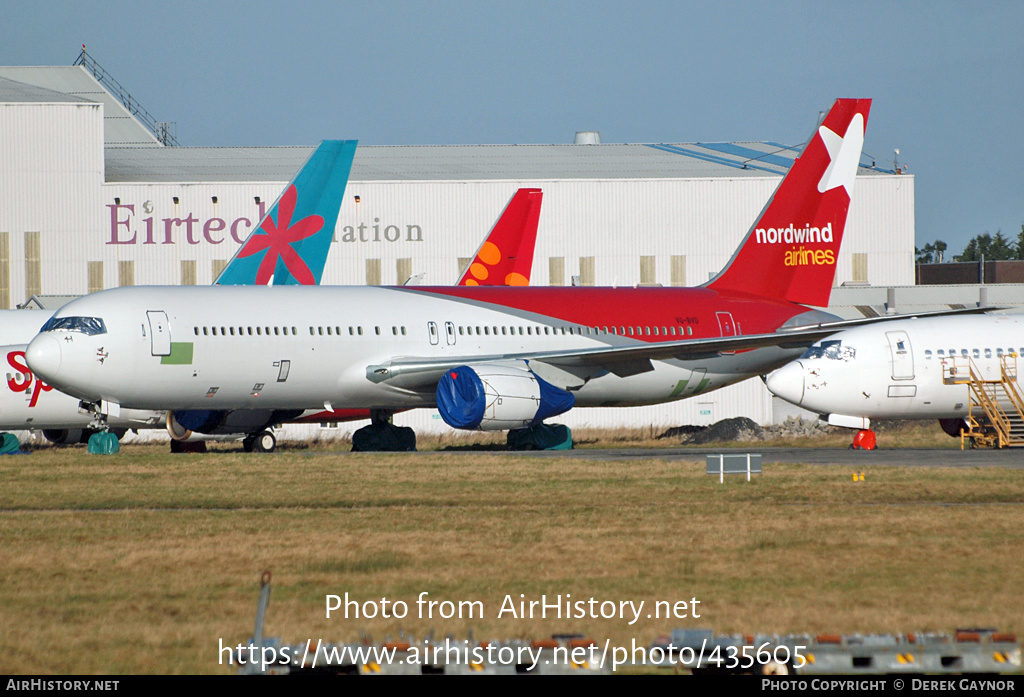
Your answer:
436,364 -> 575,431
171,410 -> 227,433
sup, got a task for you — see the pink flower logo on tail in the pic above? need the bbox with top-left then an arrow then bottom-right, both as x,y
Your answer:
237,185 -> 323,284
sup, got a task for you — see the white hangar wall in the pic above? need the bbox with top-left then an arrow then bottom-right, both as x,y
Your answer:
0,100 -> 105,309
92,175 -> 914,293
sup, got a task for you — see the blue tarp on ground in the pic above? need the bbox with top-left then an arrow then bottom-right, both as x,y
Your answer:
0,432 -> 21,454
87,431 -> 120,454
507,423 -> 572,450
351,421 -> 417,452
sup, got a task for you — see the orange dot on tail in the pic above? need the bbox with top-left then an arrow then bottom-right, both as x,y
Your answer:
479,241 -> 502,265
505,272 -> 528,286
464,279 -> 479,286
470,263 -> 489,280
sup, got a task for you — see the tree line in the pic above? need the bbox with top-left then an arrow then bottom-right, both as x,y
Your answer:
916,225 -> 1024,263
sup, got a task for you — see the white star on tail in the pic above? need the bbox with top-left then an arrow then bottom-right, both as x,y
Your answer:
817,112 -> 865,196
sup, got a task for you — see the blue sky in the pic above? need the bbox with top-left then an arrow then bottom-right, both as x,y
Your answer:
5,0 -> 1022,256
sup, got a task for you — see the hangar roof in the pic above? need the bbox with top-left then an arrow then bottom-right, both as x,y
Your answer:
0,75 -> 90,103
1,65 -> 893,183
0,66 -> 159,146
103,141 -> 893,183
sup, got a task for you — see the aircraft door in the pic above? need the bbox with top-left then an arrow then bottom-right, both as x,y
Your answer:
428,322 -> 439,346
886,331 -> 914,380
716,312 -> 737,337
716,312 -> 737,355
147,311 -> 171,356
445,322 -> 456,346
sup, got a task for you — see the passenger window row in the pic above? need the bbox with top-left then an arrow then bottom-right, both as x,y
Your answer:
190,323 -> 697,340
193,325 -> 408,337
925,348 -> 1023,359
194,326 -> 296,337
456,324 -> 695,338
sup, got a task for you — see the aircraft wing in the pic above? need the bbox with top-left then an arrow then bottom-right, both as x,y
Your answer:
365,306 -> 1005,391
775,305 -> 1003,334
366,325 -> 849,389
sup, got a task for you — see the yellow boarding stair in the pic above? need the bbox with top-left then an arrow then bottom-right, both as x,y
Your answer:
942,354 -> 1024,448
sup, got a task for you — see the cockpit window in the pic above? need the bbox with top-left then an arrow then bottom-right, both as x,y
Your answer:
800,340 -> 855,361
40,316 -> 107,336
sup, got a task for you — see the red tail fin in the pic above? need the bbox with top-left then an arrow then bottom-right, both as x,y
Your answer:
458,188 -> 542,286
706,99 -> 871,307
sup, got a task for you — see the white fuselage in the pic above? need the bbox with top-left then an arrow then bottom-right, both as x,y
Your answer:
766,314 -> 1024,422
26,285 -> 816,415
0,310 -> 164,433
0,343 -> 162,431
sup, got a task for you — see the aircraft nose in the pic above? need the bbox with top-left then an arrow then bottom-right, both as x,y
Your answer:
26,334 -> 62,383
766,360 -> 805,406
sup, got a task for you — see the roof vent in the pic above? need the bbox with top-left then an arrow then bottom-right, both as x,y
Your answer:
573,131 -> 601,145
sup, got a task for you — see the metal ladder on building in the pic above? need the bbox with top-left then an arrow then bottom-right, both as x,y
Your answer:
74,46 -> 179,146
943,354 -> 1024,448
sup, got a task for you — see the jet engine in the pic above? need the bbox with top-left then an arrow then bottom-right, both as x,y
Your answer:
166,409 -> 303,440
938,418 -> 969,438
42,428 -> 87,445
43,428 -> 128,445
436,364 -> 574,431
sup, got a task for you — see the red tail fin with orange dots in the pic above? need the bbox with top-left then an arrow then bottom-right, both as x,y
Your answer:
458,188 -> 542,286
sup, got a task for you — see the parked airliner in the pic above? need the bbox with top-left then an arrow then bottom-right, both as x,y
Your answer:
766,313 -> 1024,443
0,139 -> 358,447
28,99 -> 885,438
1,184 -> 543,450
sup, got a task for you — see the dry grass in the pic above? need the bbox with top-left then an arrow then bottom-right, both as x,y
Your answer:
0,441 -> 1021,674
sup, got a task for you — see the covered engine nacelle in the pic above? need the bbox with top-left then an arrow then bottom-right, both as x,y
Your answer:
43,428 -> 126,444
42,428 -> 86,445
939,418 -> 969,438
167,409 -> 302,440
436,364 -> 574,431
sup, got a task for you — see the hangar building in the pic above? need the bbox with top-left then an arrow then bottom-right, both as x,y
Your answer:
0,63 -> 915,436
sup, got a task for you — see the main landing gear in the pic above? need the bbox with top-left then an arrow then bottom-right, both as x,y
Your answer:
351,410 -> 416,452
243,430 -> 277,453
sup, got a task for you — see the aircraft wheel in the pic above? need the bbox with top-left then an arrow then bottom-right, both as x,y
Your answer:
242,435 -> 256,453
253,430 -> 276,453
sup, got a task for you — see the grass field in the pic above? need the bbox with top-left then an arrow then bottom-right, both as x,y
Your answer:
1,432 -> 1022,674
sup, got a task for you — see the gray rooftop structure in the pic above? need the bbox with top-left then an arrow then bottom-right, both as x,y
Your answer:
3,65 -> 895,184
0,75 -> 90,104
103,141 -> 894,184
0,65 -> 159,146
